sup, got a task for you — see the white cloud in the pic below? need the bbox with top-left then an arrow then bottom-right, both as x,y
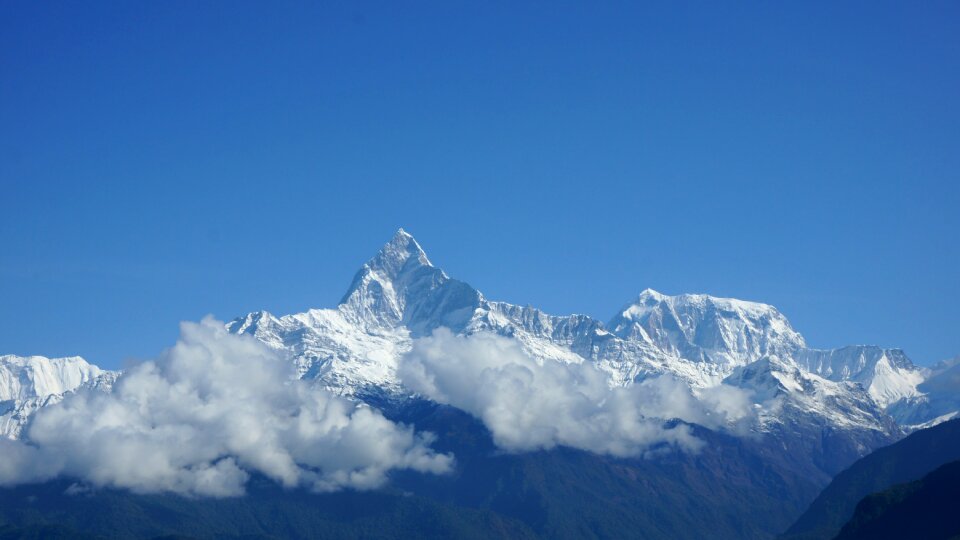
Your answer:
0,318 -> 452,497
399,329 -> 754,457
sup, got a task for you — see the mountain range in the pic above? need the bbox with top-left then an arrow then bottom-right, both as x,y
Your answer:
2,230 -> 956,458
1,229 -> 958,538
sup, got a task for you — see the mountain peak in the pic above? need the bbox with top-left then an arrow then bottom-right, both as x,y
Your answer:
337,229 -> 482,331
609,290 -> 806,366
637,288 -> 666,302
338,229 -> 435,305
366,228 -> 433,279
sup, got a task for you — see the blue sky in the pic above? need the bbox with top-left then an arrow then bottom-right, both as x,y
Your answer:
1,2 -> 957,369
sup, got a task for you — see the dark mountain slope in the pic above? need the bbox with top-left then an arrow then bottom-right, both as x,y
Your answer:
389,402 -> 826,539
835,459 -> 960,540
0,479 -> 535,540
0,402 -> 829,540
783,418 -> 960,540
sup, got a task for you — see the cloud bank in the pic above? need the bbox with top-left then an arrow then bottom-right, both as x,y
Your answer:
399,329 -> 754,456
0,318 -> 451,497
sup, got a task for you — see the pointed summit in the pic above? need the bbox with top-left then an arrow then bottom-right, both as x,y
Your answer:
637,288 -> 666,303
337,229 -> 481,333
339,229 -> 433,313
365,228 -> 433,279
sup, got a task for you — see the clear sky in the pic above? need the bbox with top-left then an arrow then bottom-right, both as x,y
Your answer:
1,2 -> 958,369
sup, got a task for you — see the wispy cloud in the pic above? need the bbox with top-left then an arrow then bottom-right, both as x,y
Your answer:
400,329 -> 754,456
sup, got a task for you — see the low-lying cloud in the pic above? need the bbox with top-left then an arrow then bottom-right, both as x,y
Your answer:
0,318 -> 452,497
399,329 -> 754,456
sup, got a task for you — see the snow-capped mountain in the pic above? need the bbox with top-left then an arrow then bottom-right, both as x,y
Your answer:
724,355 -> 899,437
226,230 -> 594,400
794,347 -> 927,409
0,354 -> 104,402
608,289 -> 806,368
1,229 -> 952,464
0,355 -> 118,439
885,356 -> 960,429
222,230 -> 932,457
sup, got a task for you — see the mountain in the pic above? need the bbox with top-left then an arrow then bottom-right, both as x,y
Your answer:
834,459 -> 960,540
0,355 -> 117,439
0,229 -> 955,539
223,229 -> 916,474
0,355 -> 104,402
607,288 -> 805,372
1,230 -> 947,465
225,229 -> 593,402
0,473 -> 539,540
885,356 -> 960,429
782,418 -> 960,540
794,347 -> 927,411
0,403 -> 826,540
723,355 -> 899,474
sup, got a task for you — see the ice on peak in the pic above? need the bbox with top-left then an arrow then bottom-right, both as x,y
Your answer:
625,289 -> 790,318
338,229 -> 437,308
336,229 -> 482,334
726,355 -> 803,394
672,292 -> 780,313
609,290 -> 806,367
0,354 -> 104,402
226,310 -> 277,336
367,228 -> 433,276
637,288 -> 666,301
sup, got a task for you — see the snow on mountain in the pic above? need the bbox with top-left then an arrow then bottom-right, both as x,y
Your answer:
226,308 -> 412,399
2,229 -> 949,448
608,289 -> 806,367
603,293 -> 926,413
0,354 -> 104,402
794,346 -> 927,408
1,394 -> 60,440
339,228 -> 483,335
223,230 -> 916,445
885,356 -> 960,429
226,229 -> 589,400
724,355 -> 894,432
0,355 -> 118,439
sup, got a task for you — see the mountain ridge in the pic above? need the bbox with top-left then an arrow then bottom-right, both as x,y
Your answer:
221,231 -> 931,439
2,230 -> 954,474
